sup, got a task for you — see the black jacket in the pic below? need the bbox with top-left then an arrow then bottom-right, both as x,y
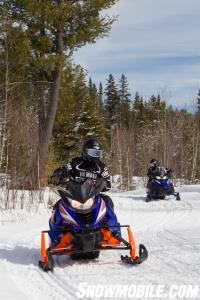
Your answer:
53,156 -> 111,191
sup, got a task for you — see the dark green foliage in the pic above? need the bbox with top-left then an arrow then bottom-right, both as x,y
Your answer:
0,0 -> 118,187
104,74 -> 120,127
52,73 -> 200,185
118,74 -> 132,126
133,92 -> 145,126
52,67 -> 106,165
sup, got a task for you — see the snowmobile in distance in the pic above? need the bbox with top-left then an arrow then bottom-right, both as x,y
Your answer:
39,179 -> 148,272
146,167 -> 180,202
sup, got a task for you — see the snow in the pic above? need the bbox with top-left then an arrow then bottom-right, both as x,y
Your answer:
0,184 -> 200,299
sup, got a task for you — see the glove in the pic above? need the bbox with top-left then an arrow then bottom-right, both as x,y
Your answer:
48,175 -> 60,185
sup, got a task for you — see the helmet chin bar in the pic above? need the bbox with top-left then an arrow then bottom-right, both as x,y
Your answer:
83,154 -> 100,164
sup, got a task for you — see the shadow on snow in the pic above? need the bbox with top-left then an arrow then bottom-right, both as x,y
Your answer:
0,245 -> 39,266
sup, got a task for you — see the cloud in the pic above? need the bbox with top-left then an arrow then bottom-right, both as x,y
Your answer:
73,0 -> 200,108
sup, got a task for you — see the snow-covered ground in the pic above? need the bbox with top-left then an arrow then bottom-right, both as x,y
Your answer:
0,185 -> 200,300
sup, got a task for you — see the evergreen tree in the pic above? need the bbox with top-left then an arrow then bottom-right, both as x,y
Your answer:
52,68 -> 106,165
97,82 -> 106,117
133,92 -> 145,126
78,76 -> 106,145
98,82 -> 104,107
88,78 -> 98,113
197,89 -> 200,112
52,65 -> 82,164
104,74 -> 120,127
2,0 -> 118,186
118,74 -> 132,126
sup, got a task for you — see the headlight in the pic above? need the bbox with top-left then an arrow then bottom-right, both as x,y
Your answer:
70,198 -> 94,210
156,176 -> 161,179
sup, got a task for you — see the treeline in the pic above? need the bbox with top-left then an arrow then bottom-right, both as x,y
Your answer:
0,54 -> 200,190
0,1 -> 199,193
52,71 -> 200,189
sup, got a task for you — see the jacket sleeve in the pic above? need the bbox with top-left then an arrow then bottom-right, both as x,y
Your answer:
100,166 -> 111,191
53,160 -> 72,179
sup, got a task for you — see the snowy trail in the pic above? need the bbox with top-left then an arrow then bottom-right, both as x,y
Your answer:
0,185 -> 200,300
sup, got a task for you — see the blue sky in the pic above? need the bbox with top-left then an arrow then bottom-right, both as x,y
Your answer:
73,0 -> 200,109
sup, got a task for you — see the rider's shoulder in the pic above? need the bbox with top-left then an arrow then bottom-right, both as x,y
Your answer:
98,160 -> 107,169
70,156 -> 83,165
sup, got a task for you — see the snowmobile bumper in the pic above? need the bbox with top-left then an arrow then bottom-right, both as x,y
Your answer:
38,226 -> 148,271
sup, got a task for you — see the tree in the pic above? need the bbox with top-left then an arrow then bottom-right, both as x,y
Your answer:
104,74 -> 120,128
191,90 -> 200,180
2,0 -> 118,187
98,82 -> 104,110
77,76 -> 106,145
52,67 -> 106,166
0,7 -> 38,188
118,73 -> 132,126
133,92 -> 145,126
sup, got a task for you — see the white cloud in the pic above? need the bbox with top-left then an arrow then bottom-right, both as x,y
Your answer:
73,0 -> 200,108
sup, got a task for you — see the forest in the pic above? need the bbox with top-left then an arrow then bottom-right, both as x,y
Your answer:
0,0 -> 199,196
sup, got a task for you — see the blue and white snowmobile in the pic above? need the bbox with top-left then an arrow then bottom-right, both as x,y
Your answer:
39,179 -> 148,272
146,167 -> 180,202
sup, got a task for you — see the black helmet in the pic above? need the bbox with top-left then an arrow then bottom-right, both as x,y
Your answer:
83,139 -> 102,163
150,159 -> 159,168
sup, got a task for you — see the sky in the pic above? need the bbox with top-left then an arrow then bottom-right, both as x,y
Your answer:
73,0 -> 200,109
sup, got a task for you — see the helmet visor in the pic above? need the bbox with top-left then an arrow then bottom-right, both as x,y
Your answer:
86,148 -> 102,158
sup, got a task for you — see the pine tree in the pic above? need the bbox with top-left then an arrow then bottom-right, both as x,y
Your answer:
88,78 -> 98,114
52,68 -> 106,165
2,0 -> 118,186
104,74 -> 120,128
118,74 -> 132,126
197,90 -> 200,112
133,92 -> 145,126
52,65 -> 81,164
98,82 -> 104,108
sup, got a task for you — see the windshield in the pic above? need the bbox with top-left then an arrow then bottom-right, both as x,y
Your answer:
156,167 -> 167,177
62,178 -> 106,204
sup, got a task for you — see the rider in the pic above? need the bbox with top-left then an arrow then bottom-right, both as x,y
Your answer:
147,159 -> 160,181
49,138 -> 113,209
147,159 -> 174,190
48,139 -> 119,245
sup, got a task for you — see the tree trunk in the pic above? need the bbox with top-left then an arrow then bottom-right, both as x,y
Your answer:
31,27 -> 64,188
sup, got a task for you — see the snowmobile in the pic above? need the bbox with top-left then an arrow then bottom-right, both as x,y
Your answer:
39,179 -> 148,272
146,167 -> 180,202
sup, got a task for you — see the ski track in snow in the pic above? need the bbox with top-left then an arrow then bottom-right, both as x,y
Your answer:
0,185 -> 200,300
